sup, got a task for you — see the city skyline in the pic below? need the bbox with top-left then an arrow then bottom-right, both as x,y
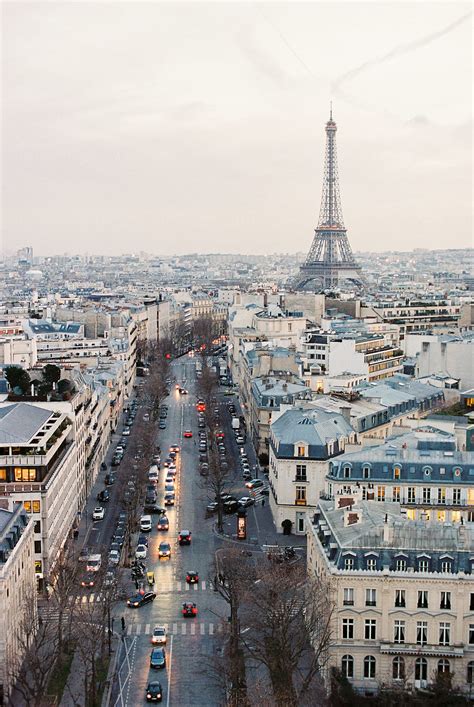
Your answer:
3,2 -> 472,257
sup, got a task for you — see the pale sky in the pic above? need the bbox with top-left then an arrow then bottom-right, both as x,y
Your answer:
2,1 -> 472,256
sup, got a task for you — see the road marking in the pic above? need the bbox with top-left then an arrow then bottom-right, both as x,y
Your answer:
166,635 -> 173,707
209,623 -> 214,635
200,622 -> 205,635
181,623 -> 186,635
190,623 -> 196,635
172,622 -> 178,634
135,623 -> 142,635
202,580 -> 206,590
217,623 -> 223,633
81,596 -> 87,604
145,623 -> 150,634
176,581 -> 182,591
193,583 -> 198,591
185,583 -> 190,591
127,624 -> 132,635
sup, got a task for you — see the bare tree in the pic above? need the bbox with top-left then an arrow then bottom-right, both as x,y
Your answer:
192,315 -> 219,355
240,562 -> 333,707
48,543 -> 80,655
7,594 -> 58,706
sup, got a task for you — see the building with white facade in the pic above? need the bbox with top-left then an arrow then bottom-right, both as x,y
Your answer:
405,333 -> 474,391
308,500 -> 474,695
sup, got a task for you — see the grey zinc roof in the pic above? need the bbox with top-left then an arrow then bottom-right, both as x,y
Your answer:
272,408 -> 353,446
0,403 -> 54,444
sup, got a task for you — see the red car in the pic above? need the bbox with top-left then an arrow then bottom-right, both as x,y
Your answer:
186,571 -> 199,584
215,430 -> 225,439
183,430 -> 193,438
182,602 -> 198,617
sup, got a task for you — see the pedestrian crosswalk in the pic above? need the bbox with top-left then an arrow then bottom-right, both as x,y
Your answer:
67,580 -> 209,606
126,621 -> 223,637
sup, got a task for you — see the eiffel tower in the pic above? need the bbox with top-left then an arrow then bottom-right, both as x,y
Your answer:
293,109 -> 363,291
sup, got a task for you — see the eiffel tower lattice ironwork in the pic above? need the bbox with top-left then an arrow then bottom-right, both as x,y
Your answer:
293,109 -> 363,291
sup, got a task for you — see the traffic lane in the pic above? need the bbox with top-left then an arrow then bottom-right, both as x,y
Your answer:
169,633 -> 221,707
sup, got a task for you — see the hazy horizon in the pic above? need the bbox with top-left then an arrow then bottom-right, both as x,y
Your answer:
2,2 -> 472,257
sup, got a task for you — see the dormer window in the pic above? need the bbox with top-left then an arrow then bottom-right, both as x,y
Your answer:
363,466 -> 371,479
393,466 -> 401,480
297,445 -> 306,458
343,465 -> 351,479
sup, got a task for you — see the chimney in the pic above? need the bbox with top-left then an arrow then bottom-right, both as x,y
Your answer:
383,514 -> 393,543
263,292 -> 268,308
339,405 -> 351,425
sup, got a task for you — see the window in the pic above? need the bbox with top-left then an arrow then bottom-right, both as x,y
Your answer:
415,658 -> 427,682
0,468 -> 7,481
395,589 -> 405,608
362,466 -> 370,479
297,446 -> 306,458
407,487 -> 415,503
365,619 -> 376,640
469,624 -> 474,645
393,467 -> 401,479
418,558 -> 429,572
440,592 -> 451,610
34,540 -> 41,554
396,558 -> 407,571
32,500 -> 40,513
438,487 -> 446,504
441,559 -> 452,573
394,620 -> 405,644
422,487 -> 431,503
341,655 -> 354,679
392,656 -> 405,681
417,621 -> 428,646
418,591 -> 428,609
377,486 -> 385,502
14,468 -> 37,482
343,465 -> 351,479
452,488 -> 461,504
295,464 -> 307,482
470,593 -> 474,611
468,662 -> 474,684
342,618 -> 354,639
343,588 -> 354,606
344,556 -> 354,570
34,520 -> 41,533
392,486 -> 401,502
438,659 -> 450,674
295,486 -> 306,504
439,622 -> 451,646
363,655 -> 376,679
366,557 -> 377,571
365,588 -> 376,607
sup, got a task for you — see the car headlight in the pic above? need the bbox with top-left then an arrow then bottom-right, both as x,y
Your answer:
147,694 -> 151,698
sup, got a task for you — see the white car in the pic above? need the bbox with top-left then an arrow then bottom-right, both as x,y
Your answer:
246,479 -> 265,490
122,428 -> 131,436
238,497 -> 255,508
139,515 -> 152,532
151,626 -> 167,645
135,544 -> 147,559
143,413 -> 150,421
148,471 -> 159,483
93,507 -> 105,521
108,549 -> 120,565
165,475 -> 174,484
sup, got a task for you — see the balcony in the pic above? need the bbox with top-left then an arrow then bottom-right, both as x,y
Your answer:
379,642 -> 464,658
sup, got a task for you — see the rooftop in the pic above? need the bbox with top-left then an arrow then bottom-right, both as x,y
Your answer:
0,403 -> 57,445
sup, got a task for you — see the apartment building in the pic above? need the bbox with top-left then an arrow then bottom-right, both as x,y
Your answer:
0,499 -> 36,702
366,299 -> 461,339
0,402 -> 79,590
308,500 -> 474,695
268,407 -> 355,534
405,333 -> 474,391
326,427 -> 474,524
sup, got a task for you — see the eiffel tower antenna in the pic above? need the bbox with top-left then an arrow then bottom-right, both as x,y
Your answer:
293,111 -> 363,291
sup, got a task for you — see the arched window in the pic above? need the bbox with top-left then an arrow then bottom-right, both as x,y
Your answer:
415,657 -> 427,681
363,655 -> 376,679
467,661 -> 474,684
343,464 -> 351,479
438,659 -> 450,674
392,656 -> 405,680
341,654 -> 354,679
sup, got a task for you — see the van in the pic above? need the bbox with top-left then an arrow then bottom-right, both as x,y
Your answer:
86,554 -> 102,572
140,515 -> 152,532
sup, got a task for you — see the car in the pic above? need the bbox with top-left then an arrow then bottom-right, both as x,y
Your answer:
169,444 -> 180,453
183,430 -> 193,438
158,542 -> 171,559
110,541 -> 122,554
238,496 -> 255,508
113,530 -> 125,546
164,493 -> 175,507
200,463 -> 209,476
140,516 -> 152,532
92,507 -> 105,521
78,546 -> 90,562
182,602 -> 198,617
206,501 -> 218,513
122,428 -> 131,436
148,471 -> 159,484
86,554 -> 102,572
127,592 -> 156,608
115,446 -> 125,454
216,430 -> 225,439
186,571 -> 199,584
178,388 -> 188,395
111,457 -> 121,466
236,436 -> 245,444
163,458 -> 171,468
145,681 -> 163,703
97,489 -> 110,503
168,463 -> 176,472
178,530 -> 192,545
144,503 -> 166,514
150,647 -> 166,670
151,626 -> 167,645
246,479 -> 265,490
108,549 -> 120,565
143,413 -> 150,421
165,483 -> 175,493
242,470 -> 252,480
80,573 -> 96,588
146,493 -> 157,506
105,474 -> 115,486
103,570 -> 116,588
198,419 -> 205,428
224,500 -> 239,514
159,422 -> 166,429
138,534 -> 149,547
157,516 -> 169,531
135,544 -> 147,560
100,461 -> 108,471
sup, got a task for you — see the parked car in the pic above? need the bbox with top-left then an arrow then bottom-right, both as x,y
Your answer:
97,489 -> 110,503
135,544 -> 147,560
108,549 -> 120,565
139,515 -> 152,532
105,474 -> 116,486
79,546 -> 90,563
92,507 -> 105,521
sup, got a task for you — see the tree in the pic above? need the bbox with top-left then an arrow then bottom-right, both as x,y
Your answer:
43,364 -> 61,387
240,561 -> 333,707
48,544 -> 80,656
5,365 -> 31,395
192,315 -> 218,355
